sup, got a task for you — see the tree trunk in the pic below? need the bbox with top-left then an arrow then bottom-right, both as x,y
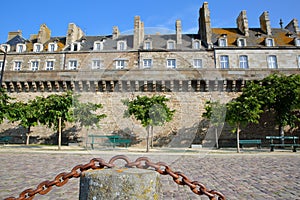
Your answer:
146,125 -> 150,152
236,124 -> 240,153
26,127 -> 31,145
215,126 -> 219,149
150,126 -> 154,149
279,125 -> 284,145
58,117 -> 62,150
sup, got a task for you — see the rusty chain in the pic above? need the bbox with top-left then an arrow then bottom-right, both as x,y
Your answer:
4,155 -> 225,200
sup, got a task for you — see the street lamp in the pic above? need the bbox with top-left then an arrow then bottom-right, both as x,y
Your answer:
0,47 -> 7,88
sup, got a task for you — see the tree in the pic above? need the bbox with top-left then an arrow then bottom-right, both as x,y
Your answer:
7,99 -> 41,145
202,101 -> 226,149
226,95 -> 263,153
0,88 -> 12,123
123,95 -> 175,152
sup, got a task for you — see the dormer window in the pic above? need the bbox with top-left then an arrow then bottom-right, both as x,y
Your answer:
93,41 -> 103,51
294,38 -> 300,47
266,38 -> 275,47
1,44 -> 10,52
117,41 -> 127,51
71,42 -> 81,51
33,43 -> 43,52
237,38 -> 246,47
48,43 -> 58,52
16,44 -> 26,53
144,41 -> 152,50
167,40 -> 176,50
218,38 -> 227,47
193,40 -> 201,49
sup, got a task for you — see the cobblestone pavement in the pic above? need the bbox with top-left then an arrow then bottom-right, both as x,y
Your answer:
0,147 -> 300,200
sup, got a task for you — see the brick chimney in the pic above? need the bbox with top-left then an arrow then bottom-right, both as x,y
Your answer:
260,11 -> 272,35
176,20 -> 182,45
236,10 -> 249,36
37,24 -> 51,44
285,19 -> 300,34
133,16 -> 144,49
112,26 -> 120,39
66,23 -> 85,46
198,2 -> 212,48
7,30 -> 22,41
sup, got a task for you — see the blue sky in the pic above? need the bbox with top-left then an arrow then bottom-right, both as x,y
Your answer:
1,0 -> 299,43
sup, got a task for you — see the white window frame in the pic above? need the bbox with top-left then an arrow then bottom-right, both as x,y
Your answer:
16,44 -> 26,53
144,41 -> 152,50
267,55 -> 278,69
117,41 -> 127,51
167,40 -> 176,50
48,43 -> 58,52
45,60 -> 54,70
266,38 -> 275,47
220,55 -> 229,69
31,61 -> 39,71
93,41 -> 103,51
193,40 -> 201,49
143,59 -> 152,68
0,44 -> 10,52
167,59 -> 176,68
115,59 -> 126,69
68,60 -> 78,70
239,55 -> 249,69
0,61 -> 3,71
237,38 -> 246,47
33,43 -> 43,52
193,59 -> 202,68
14,61 -> 22,71
71,42 -> 81,51
218,38 -> 227,47
298,55 -> 300,68
295,38 -> 300,47
92,59 -> 103,69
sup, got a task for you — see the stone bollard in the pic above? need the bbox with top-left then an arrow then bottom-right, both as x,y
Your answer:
79,168 -> 161,200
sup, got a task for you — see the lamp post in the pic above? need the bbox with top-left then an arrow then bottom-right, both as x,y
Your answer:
0,47 -> 7,89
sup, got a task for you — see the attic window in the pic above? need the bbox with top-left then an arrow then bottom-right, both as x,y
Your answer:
167,40 -> 176,50
93,41 -> 103,51
144,41 -> 152,50
218,38 -> 227,47
16,44 -> 26,53
33,43 -> 43,52
48,43 -> 58,52
117,41 -> 127,51
265,38 -> 275,47
255,32 -> 262,38
71,42 -> 81,51
286,32 -> 293,37
294,38 -> 300,47
237,38 -> 246,47
193,40 -> 201,49
0,44 -> 10,52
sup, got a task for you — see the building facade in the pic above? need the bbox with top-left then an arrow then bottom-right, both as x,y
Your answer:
0,2 -> 300,146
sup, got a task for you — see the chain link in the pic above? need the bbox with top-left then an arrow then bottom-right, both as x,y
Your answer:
4,155 -> 225,200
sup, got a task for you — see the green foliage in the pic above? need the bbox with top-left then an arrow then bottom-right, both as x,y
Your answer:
202,101 -> 226,127
122,95 -> 175,127
0,88 -> 12,123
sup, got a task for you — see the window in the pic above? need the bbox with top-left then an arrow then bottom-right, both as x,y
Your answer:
0,61 -> 4,71
68,60 -> 78,70
237,38 -> 246,47
92,60 -> 103,69
298,56 -> 300,68
33,43 -> 43,52
167,41 -> 175,49
193,59 -> 202,68
93,41 -> 103,51
144,41 -> 152,50
219,38 -> 227,47
0,44 -> 10,52
117,41 -> 127,51
143,59 -> 152,68
14,61 -> 22,71
295,38 -> 300,47
16,44 -> 26,53
46,61 -> 54,70
48,43 -> 57,52
267,55 -> 278,69
71,42 -> 80,51
239,55 -> 249,69
167,59 -> 176,68
31,61 -> 39,71
266,38 -> 274,47
220,55 -> 229,69
116,60 -> 126,69
193,40 -> 201,49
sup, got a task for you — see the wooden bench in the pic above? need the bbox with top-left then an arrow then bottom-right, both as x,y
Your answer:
266,136 -> 299,152
0,136 -> 13,144
239,139 -> 262,149
87,135 -> 131,149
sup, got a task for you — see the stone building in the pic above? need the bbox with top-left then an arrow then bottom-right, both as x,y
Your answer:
0,2 -> 299,147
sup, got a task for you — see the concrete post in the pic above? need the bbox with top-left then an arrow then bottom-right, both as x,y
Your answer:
79,168 -> 161,200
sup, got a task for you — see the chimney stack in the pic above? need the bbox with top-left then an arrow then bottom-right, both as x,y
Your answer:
236,10 -> 249,36
176,20 -> 182,44
7,30 -> 22,41
198,2 -> 212,48
260,11 -> 272,35
37,24 -> 51,44
285,19 -> 300,34
133,16 -> 144,49
66,23 -> 85,46
112,26 -> 120,39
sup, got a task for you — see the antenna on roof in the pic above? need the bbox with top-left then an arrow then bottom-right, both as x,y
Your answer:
279,19 -> 283,29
